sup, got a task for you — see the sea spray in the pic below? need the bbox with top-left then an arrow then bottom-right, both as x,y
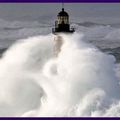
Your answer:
0,33 -> 119,116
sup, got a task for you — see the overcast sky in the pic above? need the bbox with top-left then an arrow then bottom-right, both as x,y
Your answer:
0,3 -> 120,24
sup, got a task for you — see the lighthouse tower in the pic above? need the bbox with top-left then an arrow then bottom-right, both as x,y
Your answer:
52,5 -> 75,56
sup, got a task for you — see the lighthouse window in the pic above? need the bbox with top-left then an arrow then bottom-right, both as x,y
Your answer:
57,15 -> 69,24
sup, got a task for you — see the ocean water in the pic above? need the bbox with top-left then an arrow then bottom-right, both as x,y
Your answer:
0,19 -> 119,116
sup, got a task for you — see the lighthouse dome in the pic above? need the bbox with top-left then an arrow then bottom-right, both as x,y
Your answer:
58,8 -> 68,16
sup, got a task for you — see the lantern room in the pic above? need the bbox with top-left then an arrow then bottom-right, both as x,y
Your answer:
52,7 -> 75,34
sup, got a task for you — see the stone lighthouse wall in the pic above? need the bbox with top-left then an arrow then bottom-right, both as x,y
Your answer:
53,35 -> 63,57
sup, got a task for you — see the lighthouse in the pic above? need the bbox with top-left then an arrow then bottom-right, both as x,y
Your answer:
52,5 -> 75,56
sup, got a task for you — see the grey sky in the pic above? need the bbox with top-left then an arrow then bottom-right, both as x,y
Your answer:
0,3 -> 120,24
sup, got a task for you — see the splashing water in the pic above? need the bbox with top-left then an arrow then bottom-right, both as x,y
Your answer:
0,33 -> 119,117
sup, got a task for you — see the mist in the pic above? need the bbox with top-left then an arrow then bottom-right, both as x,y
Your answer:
0,33 -> 119,116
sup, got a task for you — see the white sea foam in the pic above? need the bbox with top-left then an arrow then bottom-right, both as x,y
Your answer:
0,33 -> 119,117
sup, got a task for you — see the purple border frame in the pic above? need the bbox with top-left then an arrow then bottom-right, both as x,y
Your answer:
0,0 -> 120,2
0,117 -> 119,119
